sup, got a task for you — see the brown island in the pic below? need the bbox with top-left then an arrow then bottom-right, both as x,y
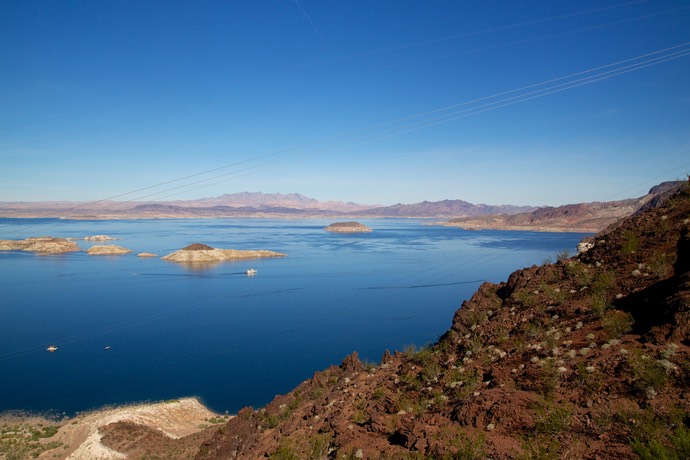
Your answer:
161,243 -> 286,263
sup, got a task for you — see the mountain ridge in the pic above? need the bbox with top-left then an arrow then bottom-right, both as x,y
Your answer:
0,187 -> 679,233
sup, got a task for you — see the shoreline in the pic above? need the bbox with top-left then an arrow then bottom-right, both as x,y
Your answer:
0,397 -> 228,460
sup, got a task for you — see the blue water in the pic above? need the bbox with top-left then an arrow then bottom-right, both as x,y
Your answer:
0,218 -> 589,416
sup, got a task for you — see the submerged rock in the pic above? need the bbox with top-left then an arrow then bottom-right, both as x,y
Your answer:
325,221 -> 372,233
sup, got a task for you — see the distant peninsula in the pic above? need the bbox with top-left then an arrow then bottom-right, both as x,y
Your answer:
162,243 -> 286,263
325,221 -> 372,233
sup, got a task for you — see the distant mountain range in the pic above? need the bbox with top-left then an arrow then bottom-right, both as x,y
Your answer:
441,181 -> 684,232
0,192 -> 535,220
1,185 -> 681,232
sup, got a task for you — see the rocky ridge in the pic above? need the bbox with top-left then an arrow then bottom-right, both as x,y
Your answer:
5,182 -> 690,459
184,180 -> 690,459
442,181 -> 683,233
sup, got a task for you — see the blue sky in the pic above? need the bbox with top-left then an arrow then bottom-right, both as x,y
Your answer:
1,1 -> 689,206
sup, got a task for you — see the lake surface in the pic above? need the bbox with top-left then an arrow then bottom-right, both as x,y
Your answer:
0,218 -> 589,417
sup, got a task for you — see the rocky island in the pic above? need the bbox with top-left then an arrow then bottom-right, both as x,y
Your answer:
86,245 -> 133,255
162,243 -> 286,263
325,221 -> 372,233
0,236 -> 81,254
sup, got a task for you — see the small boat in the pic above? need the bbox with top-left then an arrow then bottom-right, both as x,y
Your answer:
104,346 -> 111,350
245,268 -> 257,276
46,345 -> 58,353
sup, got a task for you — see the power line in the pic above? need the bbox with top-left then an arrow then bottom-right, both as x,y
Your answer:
0,41 -> 688,230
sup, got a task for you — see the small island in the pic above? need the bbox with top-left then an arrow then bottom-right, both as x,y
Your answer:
84,234 -> 118,241
324,221 -> 372,233
162,243 -> 286,263
86,245 -> 133,255
0,236 -> 81,254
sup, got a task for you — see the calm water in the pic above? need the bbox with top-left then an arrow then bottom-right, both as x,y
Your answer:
0,218 -> 589,416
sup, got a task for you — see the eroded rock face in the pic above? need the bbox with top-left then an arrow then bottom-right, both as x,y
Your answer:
162,245 -> 286,263
86,245 -> 133,255
0,237 -> 81,254
325,222 -> 372,233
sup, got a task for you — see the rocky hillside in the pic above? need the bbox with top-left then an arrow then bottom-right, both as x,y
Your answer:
157,180 -> 688,460
360,200 -> 536,218
442,181 -> 683,232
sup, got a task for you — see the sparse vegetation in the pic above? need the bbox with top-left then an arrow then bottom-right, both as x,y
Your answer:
631,425 -> 690,460
0,421 -> 62,460
602,309 -> 634,339
627,349 -> 668,394
622,229 -> 639,254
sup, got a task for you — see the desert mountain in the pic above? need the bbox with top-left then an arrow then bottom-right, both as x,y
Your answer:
0,192 -> 532,219
442,181 -> 684,233
0,187 -> 680,232
359,200 -> 536,218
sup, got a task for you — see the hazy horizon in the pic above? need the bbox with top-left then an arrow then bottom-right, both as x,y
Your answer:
2,1 -> 689,206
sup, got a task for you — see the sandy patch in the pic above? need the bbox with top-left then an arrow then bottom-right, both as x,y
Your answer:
30,398 -> 221,460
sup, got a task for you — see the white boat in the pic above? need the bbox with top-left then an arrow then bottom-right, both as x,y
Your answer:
46,345 -> 58,353
245,268 -> 257,276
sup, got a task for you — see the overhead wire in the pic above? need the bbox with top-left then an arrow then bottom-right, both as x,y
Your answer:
2,40 -> 682,225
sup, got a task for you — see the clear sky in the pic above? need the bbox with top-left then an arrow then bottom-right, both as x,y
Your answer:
1,1 -> 689,207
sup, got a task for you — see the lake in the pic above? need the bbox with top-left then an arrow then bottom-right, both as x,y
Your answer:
0,218 -> 589,417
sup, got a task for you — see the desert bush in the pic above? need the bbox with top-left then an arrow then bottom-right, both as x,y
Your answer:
650,252 -> 674,278
631,425 -> 690,460
517,437 -> 561,460
515,288 -> 539,308
444,431 -> 487,460
308,432 -> 332,459
555,250 -> 570,262
622,229 -> 639,254
627,350 -> 667,394
564,261 -> 592,288
533,400 -> 571,435
602,310 -> 634,339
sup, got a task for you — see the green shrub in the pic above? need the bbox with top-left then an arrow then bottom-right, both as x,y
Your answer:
650,252 -> 674,278
628,350 -> 668,393
622,230 -> 639,254
631,425 -> 690,460
533,401 -> 571,435
602,310 -> 634,339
